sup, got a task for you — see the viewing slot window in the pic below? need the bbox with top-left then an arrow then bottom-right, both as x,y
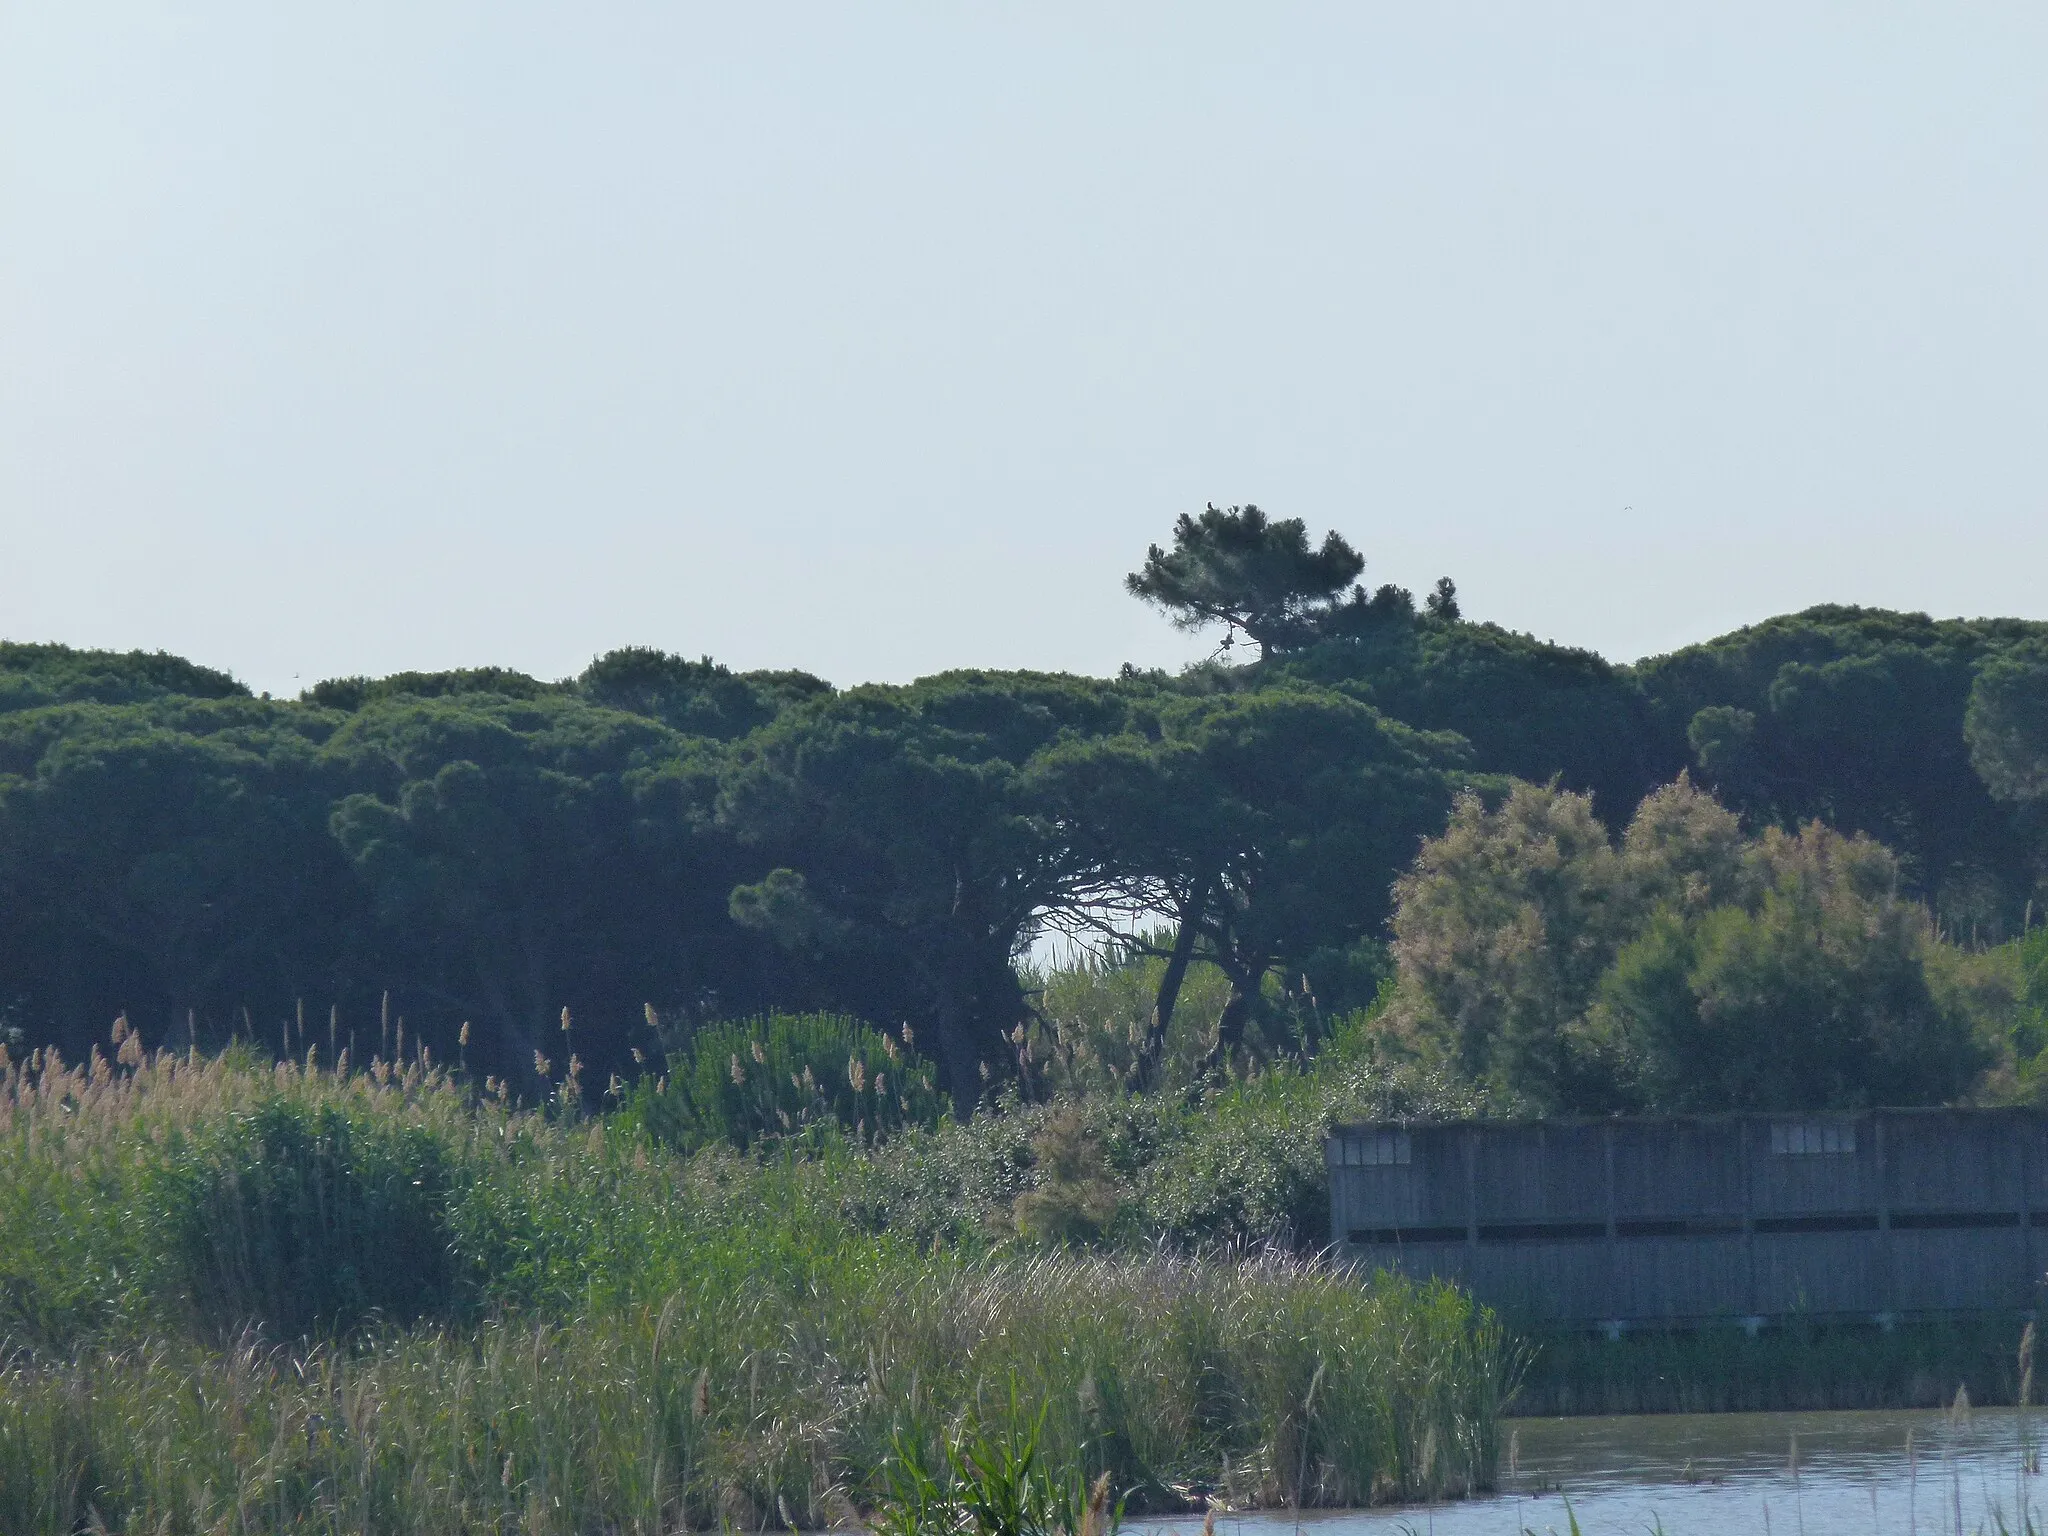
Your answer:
1771,1121 -> 1855,1156
1341,1131 -> 1411,1167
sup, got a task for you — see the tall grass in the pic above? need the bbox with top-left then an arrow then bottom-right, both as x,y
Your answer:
624,1011 -> 947,1154
0,1254 -> 1506,1533
0,1038 -> 1511,1532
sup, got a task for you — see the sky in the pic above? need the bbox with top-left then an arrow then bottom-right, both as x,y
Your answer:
3,4 -> 2044,698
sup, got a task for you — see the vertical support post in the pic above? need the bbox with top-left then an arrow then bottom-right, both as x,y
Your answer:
2019,1112 -> 2034,1310
1465,1128 -> 1479,1252
1326,1132 -> 1345,1257
1604,1124 -> 1618,1239
1741,1114 -> 1758,1320
1604,1122 -> 1619,1324
1875,1112 -> 1893,1319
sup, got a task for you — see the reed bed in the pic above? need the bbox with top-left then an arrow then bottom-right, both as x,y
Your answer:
0,1039 -> 1511,1533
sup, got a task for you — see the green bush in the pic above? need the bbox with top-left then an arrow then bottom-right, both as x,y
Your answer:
150,1097 -> 460,1336
625,1012 -> 945,1153
1135,1055 -> 1476,1249
1012,1110 -> 1125,1245
841,1053 -> 1482,1254
835,1103 -> 1043,1249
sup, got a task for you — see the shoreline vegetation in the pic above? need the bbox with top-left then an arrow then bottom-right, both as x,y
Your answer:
7,1029 -> 2039,1535
5,1035 -> 2043,1530
0,1040 -> 1508,1534
4,520 -> 2047,1531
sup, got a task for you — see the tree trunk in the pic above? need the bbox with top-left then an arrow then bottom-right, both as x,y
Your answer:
1141,894 -> 1204,1089
1198,947 -> 1269,1078
930,971 -> 986,1116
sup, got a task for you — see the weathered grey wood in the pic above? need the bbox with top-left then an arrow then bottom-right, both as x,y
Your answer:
1611,1119 -> 1745,1218
1330,1108 -> 2048,1324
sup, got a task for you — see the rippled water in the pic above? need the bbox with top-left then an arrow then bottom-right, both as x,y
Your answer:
1141,1409 -> 2048,1535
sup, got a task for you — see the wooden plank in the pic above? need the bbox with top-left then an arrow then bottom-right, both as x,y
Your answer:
1885,1111 -> 2020,1212
1612,1119 -> 1745,1218
1888,1228 -> 2027,1312
1608,1236 -> 1750,1320
1752,1232 -> 1880,1314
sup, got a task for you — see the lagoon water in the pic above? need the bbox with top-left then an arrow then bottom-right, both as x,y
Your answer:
1145,1409 -> 2048,1536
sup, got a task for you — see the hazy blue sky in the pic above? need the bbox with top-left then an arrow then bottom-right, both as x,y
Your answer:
4,5 -> 2043,696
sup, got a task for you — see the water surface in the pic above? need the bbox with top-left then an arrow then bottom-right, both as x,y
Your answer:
1143,1408 -> 2046,1535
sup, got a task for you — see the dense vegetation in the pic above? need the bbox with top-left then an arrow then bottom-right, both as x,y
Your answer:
1386,775 -> 1998,1113
5,506 -> 2048,1528
3,506 -> 2043,1112
0,1035 -> 1508,1533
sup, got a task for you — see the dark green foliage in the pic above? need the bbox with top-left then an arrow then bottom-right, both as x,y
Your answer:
1275,620 -> 1659,820
1588,832 -> 1986,1110
628,1012 -> 944,1152
1299,937 -> 1395,1021
323,690 -> 699,1074
1304,581 -> 1419,645
1125,503 -> 1367,657
305,666 -> 559,710
3,573 -> 2046,1104
1634,605 -> 2048,936
150,1098 -> 458,1336
0,642 -> 247,712
1281,601 -> 2048,936
1031,685 -> 1459,1076
718,671 -> 1136,1105
0,675 -> 796,1084
727,866 -> 846,951
576,646 -> 829,739
1968,639 -> 2048,805
0,699 -> 363,1056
